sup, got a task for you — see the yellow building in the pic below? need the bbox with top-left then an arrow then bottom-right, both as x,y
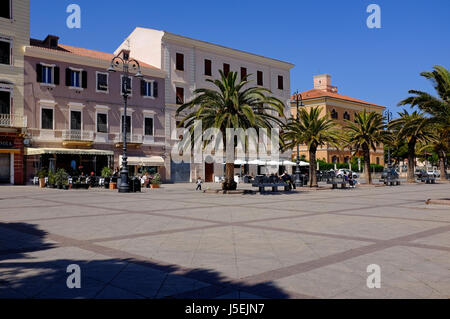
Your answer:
291,74 -> 385,166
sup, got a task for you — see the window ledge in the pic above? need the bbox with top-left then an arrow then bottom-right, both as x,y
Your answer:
143,96 -> 155,99
40,83 -> 56,88
69,86 -> 83,91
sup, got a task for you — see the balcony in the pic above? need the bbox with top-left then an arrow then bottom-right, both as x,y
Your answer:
114,133 -> 143,148
62,130 -> 94,147
0,114 -> 27,128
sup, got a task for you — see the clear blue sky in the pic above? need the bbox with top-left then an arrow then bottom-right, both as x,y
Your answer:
30,0 -> 450,117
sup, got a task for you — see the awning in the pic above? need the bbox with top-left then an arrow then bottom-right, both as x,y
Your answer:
120,156 -> 165,166
25,147 -> 114,156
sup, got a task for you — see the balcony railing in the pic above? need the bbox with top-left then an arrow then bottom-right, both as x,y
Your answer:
62,130 -> 94,141
0,114 -> 27,128
115,134 -> 143,144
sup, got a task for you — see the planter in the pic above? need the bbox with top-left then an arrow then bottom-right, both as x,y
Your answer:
109,182 -> 117,190
150,184 -> 160,189
39,178 -> 46,188
104,182 -> 110,189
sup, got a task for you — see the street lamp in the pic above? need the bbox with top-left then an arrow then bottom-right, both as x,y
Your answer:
107,51 -> 143,193
384,110 -> 393,168
293,91 -> 304,187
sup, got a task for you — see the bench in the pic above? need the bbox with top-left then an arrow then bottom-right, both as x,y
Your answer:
379,178 -> 401,186
419,176 -> 436,184
252,182 -> 291,193
327,180 -> 350,189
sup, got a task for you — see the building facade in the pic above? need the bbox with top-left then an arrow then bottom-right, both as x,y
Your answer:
0,0 -> 29,184
23,36 -> 169,183
115,28 -> 294,182
291,74 -> 385,166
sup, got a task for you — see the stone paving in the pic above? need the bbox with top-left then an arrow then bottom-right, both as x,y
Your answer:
0,182 -> 449,299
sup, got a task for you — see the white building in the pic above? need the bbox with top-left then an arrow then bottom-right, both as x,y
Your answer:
116,27 -> 294,182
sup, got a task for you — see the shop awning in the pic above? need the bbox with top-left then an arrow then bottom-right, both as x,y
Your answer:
120,156 -> 165,166
25,148 -> 114,156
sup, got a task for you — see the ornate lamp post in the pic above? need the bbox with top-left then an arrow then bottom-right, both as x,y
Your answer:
107,51 -> 143,193
293,91 -> 304,187
384,110 -> 393,167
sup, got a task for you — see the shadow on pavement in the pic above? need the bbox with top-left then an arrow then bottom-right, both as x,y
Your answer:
0,222 -> 290,299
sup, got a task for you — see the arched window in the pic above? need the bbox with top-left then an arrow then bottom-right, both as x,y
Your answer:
332,156 -> 339,163
344,156 -> 350,163
331,109 -> 338,119
343,112 -> 350,120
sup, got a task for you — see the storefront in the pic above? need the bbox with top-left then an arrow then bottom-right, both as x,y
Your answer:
119,155 -> 165,176
24,148 -> 114,181
0,133 -> 24,184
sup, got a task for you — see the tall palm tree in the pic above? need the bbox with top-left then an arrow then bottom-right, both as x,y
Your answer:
417,127 -> 449,180
343,110 -> 386,184
389,110 -> 434,182
176,70 -> 285,190
398,65 -> 450,180
282,106 -> 340,187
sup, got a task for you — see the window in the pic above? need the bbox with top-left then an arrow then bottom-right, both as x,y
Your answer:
376,157 -> 380,165
343,111 -> 350,120
0,38 -> 11,65
204,59 -> 212,76
240,67 -> 247,80
176,87 -> 184,105
223,63 -> 230,77
96,72 -> 108,92
97,113 -> 108,133
70,110 -> 82,131
121,115 -> 131,134
257,71 -> 263,86
331,109 -> 338,119
176,53 -> 184,71
278,75 -> 284,90
37,64 -> 60,85
0,1 -> 11,19
41,108 -> 53,130
141,80 -> 158,98
66,68 -> 87,89
0,90 -> 10,114
332,156 -> 339,163
121,76 -> 132,95
144,117 -> 154,136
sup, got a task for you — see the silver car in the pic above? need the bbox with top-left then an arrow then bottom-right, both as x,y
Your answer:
335,169 -> 358,179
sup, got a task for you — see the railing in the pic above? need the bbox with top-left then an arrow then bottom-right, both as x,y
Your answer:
0,114 -> 27,128
115,134 -> 143,144
62,130 -> 94,141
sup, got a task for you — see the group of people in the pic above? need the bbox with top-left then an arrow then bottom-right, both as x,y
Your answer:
342,171 -> 357,188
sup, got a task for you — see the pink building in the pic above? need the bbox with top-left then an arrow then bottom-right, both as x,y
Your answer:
23,35 -> 169,182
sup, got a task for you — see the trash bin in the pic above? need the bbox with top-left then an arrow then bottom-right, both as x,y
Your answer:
130,177 -> 141,193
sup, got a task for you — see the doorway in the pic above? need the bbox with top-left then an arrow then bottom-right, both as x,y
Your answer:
0,153 -> 11,183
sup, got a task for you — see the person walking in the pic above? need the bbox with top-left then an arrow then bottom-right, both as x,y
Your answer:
196,177 -> 203,191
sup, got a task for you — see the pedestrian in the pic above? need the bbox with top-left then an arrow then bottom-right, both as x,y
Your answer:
196,177 -> 203,191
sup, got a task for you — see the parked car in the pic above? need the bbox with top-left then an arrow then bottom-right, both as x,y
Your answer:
335,169 -> 358,179
427,169 -> 440,178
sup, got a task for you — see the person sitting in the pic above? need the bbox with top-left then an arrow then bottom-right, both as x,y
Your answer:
348,173 -> 355,188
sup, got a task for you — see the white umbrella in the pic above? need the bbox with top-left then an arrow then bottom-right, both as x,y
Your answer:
234,159 -> 247,165
248,159 -> 266,165
300,161 -> 310,166
266,160 -> 281,166
282,160 -> 297,166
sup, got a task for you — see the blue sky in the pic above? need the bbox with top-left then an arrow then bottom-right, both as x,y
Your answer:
30,0 -> 450,116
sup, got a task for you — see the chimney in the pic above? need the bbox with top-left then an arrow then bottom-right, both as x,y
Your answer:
118,49 -> 131,61
43,35 -> 59,49
313,74 -> 338,93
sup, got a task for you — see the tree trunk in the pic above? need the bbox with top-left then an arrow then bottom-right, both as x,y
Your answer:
309,147 -> 318,187
407,140 -> 416,183
223,162 -> 237,190
363,145 -> 372,184
438,149 -> 447,181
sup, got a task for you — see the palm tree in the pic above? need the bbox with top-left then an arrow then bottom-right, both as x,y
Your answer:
282,106 -> 340,187
398,65 -> 450,180
176,70 -> 285,190
343,110 -> 386,184
417,127 -> 449,180
389,110 -> 434,182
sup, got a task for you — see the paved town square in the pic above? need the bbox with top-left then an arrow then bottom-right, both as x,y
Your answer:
0,183 -> 449,299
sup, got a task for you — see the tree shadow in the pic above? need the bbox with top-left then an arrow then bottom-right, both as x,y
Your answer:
0,222 -> 291,299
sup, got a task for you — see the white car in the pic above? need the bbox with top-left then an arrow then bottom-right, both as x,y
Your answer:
427,170 -> 440,178
335,169 -> 358,179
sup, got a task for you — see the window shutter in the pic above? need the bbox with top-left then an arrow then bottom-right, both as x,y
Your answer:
141,80 -> 146,96
82,71 -> 88,89
65,68 -> 71,86
153,81 -> 158,98
54,66 -> 60,85
36,64 -> 43,82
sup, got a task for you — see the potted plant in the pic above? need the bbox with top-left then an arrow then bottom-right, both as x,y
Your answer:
101,167 -> 112,189
47,171 -> 56,188
55,169 -> 69,190
150,173 -> 162,189
37,169 -> 47,188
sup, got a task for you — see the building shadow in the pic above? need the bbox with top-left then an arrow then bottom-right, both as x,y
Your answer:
0,222 -> 291,299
